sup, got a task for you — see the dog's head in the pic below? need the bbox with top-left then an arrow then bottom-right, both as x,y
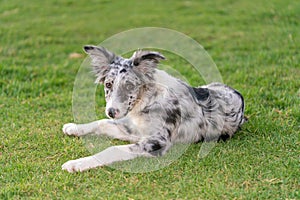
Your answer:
84,45 -> 165,119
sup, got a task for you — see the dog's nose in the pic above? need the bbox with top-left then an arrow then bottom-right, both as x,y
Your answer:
108,108 -> 116,118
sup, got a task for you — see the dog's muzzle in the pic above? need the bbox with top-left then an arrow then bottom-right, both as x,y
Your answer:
107,107 -> 119,118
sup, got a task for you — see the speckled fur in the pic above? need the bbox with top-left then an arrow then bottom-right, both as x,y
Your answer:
62,46 -> 247,172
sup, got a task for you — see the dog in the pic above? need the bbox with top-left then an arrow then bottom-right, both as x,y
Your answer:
62,45 -> 247,172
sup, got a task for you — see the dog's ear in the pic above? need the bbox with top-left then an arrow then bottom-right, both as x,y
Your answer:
83,45 -> 115,83
132,50 -> 165,66
131,50 -> 165,75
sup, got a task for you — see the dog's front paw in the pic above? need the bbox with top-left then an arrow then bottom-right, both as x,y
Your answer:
63,123 -> 79,136
62,157 -> 100,173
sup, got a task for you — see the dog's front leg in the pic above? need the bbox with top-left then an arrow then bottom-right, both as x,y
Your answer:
63,121 -> 102,137
62,119 -> 137,141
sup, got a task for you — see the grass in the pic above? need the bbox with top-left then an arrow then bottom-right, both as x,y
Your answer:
1,0 -> 299,199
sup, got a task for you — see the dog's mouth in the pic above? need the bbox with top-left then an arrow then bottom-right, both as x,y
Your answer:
117,107 -> 131,119
114,111 -> 127,119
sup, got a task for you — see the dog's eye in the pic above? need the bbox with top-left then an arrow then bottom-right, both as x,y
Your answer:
105,82 -> 112,89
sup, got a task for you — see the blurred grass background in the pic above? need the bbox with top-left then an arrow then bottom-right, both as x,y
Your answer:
0,0 -> 299,199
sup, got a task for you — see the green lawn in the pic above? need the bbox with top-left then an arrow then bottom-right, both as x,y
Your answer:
1,0 -> 299,199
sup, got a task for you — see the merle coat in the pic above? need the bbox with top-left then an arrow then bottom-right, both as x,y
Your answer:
62,46 -> 246,172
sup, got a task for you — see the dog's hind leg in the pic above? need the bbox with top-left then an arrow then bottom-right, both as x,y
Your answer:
62,119 -> 138,142
62,144 -> 150,172
62,134 -> 171,172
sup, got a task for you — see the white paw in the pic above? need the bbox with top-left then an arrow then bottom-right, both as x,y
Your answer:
62,157 -> 101,173
63,123 -> 79,136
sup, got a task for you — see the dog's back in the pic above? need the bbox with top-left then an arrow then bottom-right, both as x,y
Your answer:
152,70 -> 246,143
